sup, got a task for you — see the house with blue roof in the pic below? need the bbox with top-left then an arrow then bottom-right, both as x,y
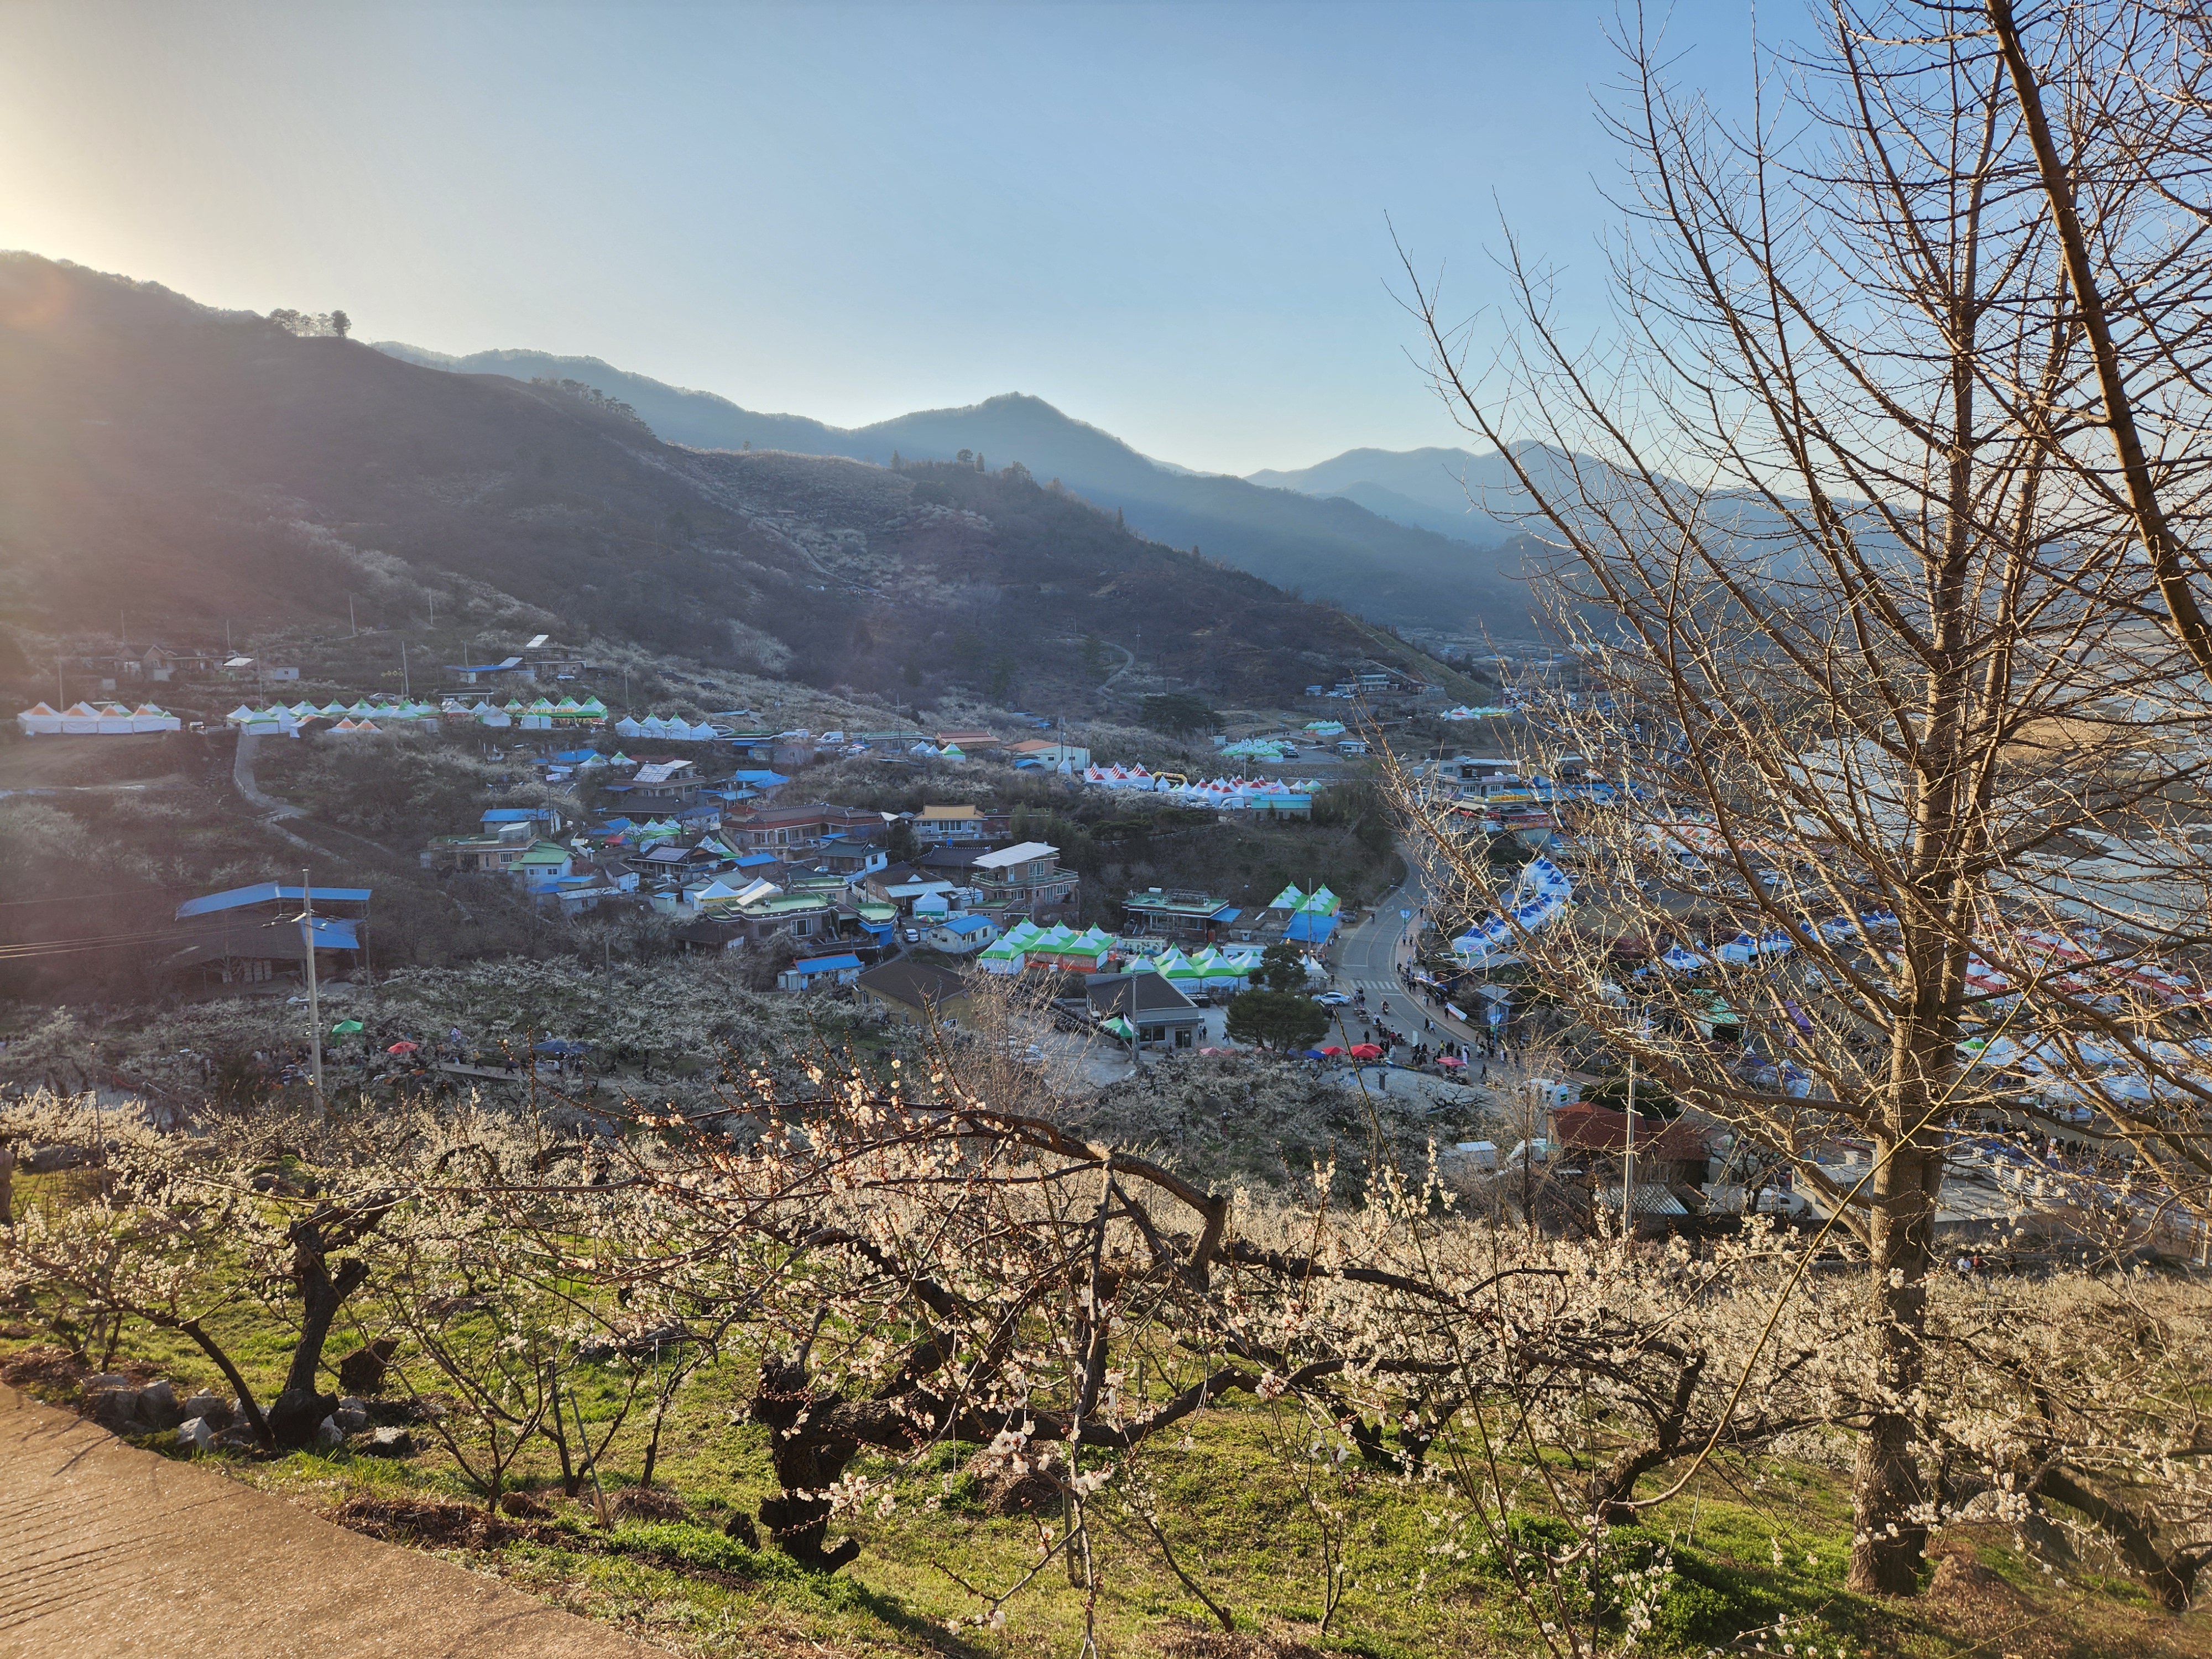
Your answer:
926,912 -> 998,954
775,952 -> 866,992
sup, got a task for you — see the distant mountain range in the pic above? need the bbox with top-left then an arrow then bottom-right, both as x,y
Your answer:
0,254 -> 1480,707
1248,446 -> 1545,546
375,343 -> 1542,637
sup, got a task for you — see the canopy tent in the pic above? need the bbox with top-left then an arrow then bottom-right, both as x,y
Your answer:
1267,884 -> 1305,910
978,937 -> 1027,974
1161,955 -> 1207,991
1102,1015 -> 1138,1041
1451,857 -> 1574,967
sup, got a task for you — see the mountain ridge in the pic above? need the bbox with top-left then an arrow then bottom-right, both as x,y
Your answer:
0,253 -> 1481,707
372,342 -> 1536,636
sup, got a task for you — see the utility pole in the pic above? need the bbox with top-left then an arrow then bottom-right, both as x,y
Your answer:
296,870 -> 326,1114
400,639 -> 410,699
349,594 -> 358,638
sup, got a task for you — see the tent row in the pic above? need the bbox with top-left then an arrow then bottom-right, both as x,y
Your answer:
614,714 -> 722,742
981,920 -> 1119,974
16,701 -> 181,735
1438,705 -> 1516,721
1451,857 -> 1575,967
1079,765 -> 1325,811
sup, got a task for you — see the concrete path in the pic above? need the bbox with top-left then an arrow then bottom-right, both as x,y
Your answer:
232,730 -> 306,818
0,1384 -> 659,1658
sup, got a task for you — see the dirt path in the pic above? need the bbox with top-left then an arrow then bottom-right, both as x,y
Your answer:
0,1384 -> 659,1658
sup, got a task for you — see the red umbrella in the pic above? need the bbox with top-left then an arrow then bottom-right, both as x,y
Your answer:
1348,1044 -> 1385,1060
387,1041 -> 419,1055
1318,1045 -> 1346,1056
1437,1055 -> 1468,1068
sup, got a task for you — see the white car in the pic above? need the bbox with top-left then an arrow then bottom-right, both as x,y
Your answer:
1317,991 -> 1353,1006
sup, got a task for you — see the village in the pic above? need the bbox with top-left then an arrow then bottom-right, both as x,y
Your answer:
6,622 -> 2190,1258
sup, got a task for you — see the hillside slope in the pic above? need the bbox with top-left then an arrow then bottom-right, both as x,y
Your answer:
374,344 -> 1537,635
0,255 -> 1477,706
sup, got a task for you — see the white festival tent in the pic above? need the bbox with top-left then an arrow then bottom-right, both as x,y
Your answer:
18,700 -> 180,735
1450,857 -> 1575,968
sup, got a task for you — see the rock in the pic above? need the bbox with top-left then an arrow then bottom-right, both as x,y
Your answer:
335,1339 -> 398,1396
137,1380 -> 184,1432
181,1393 -> 232,1429
88,1386 -> 143,1432
83,1373 -> 131,1392
314,1415 -> 346,1449
174,1417 -> 215,1454
333,1406 -> 370,1434
25,1144 -> 91,1173
357,1426 -> 416,1458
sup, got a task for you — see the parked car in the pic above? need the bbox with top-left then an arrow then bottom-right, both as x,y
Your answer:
902,927 -> 921,944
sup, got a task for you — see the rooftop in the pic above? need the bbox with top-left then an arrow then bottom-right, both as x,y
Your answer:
973,841 -> 1058,869
854,958 -> 970,1010
1123,889 -> 1237,920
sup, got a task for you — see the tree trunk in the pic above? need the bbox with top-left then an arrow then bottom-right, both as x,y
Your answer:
1849,1134 -> 1940,1594
751,1356 -> 860,1571
269,1227 -> 369,1449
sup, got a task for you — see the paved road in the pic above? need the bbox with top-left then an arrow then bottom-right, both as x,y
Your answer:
1327,855 -> 1489,1056
0,1384 -> 656,1658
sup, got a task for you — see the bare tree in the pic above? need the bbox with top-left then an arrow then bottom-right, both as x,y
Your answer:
1395,0 -> 2212,1595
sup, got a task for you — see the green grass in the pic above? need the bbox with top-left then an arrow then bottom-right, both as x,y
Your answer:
9,1277 -> 2212,1658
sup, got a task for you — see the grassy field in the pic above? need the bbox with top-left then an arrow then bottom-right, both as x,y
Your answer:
6,1272 -> 2207,1659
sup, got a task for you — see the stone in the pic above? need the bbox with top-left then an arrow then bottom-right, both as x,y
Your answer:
137,1380 -> 184,1432
358,1426 -> 417,1458
333,1406 -> 370,1434
175,1417 -> 216,1454
181,1393 -> 233,1428
88,1387 -> 143,1432
314,1415 -> 346,1449
335,1338 -> 398,1396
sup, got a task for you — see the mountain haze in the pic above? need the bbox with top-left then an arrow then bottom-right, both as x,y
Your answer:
374,343 -> 1537,636
0,255 -> 1475,707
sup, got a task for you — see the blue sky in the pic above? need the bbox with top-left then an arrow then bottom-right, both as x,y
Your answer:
1,1 -> 1767,474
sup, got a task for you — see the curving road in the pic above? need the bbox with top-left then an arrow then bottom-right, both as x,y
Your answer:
1327,852 -> 1486,1053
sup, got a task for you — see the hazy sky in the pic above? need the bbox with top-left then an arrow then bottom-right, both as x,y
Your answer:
1,0 -> 1766,475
